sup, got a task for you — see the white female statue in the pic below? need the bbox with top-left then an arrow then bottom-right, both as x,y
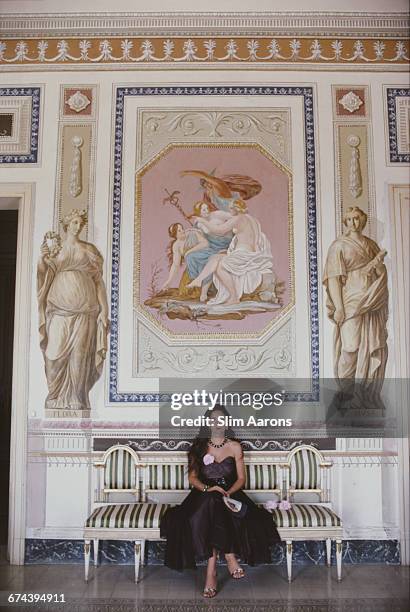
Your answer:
323,206 -> 388,392
37,209 -> 109,413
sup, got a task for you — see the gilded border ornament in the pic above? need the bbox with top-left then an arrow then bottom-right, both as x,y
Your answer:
0,37 -> 408,67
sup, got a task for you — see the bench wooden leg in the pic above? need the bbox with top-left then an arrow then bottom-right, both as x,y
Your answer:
93,539 -> 99,567
84,540 -> 91,582
141,540 -> 146,566
135,541 -> 141,584
286,540 -> 292,583
336,540 -> 342,581
326,538 -> 331,567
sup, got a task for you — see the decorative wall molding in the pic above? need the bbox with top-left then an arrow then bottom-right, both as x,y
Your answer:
389,184 -> 410,565
28,454 -> 92,467
0,87 -> 41,164
385,87 -> 410,164
333,85 -> 369,120
139,108 -> 291,167
339,91 -> 363,115
53,85 -> 98,239
110,85 -> 319,403
0,37 -> 407,69
0,12 -> 408,37
347,134 -> 363,199
66,91 -> 90,115
68,135 -> 84,198
333,116 -> 375,237
60,85 -> 97,121
54,124 -> 95,238
1,183 -> 36,565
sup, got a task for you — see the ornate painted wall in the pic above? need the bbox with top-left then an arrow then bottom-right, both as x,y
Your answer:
0,8 -> 408,565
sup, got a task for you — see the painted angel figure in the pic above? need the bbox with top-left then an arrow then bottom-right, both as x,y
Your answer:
180,169 -> 261,213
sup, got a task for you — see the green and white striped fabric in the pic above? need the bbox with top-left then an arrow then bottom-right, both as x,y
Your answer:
86,503 -> 171,529
290,448 -> 319,490
104,449 -> 137,490
268,503 -> 341,528
147,464 -> 189,490
145,463 -> 278,491
245,464 -> 278,490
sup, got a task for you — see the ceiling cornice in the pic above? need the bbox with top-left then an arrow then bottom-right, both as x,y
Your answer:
0,11 -> 409,37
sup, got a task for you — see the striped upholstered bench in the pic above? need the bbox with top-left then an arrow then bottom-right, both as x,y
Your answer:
84,444 -> 342,583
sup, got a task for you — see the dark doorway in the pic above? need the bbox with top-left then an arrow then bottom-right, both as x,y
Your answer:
0,210 -> 18,545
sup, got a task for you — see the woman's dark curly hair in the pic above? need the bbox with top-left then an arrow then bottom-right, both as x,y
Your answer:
187,404 -> 239,475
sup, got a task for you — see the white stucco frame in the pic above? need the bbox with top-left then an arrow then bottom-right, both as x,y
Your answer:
389,184 -> 410,565
0,183 -> 35,564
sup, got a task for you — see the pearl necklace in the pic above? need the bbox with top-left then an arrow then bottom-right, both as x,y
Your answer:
208,437 -> 227,449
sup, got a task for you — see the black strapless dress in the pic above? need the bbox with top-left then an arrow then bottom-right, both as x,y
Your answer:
160,456 -> 281,571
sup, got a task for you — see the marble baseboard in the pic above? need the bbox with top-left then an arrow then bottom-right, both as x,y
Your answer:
25,539 -> 400,565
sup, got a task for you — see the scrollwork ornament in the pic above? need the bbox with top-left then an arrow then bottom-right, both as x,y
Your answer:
68,135 -> 84,198
347,134 -> 362,199
141,344 -> 291,374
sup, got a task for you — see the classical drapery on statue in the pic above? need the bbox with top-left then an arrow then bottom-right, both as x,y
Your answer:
37,209 -> 109,414
323,206 -> 388,397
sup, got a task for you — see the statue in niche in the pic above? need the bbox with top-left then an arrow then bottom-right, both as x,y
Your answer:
37,208 -> 110,413
323,206 -> 388,403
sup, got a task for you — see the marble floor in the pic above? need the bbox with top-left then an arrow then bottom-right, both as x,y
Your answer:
0,563 -> 408,611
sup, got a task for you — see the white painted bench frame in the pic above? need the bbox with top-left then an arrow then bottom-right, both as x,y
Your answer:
84,444 -> 343,583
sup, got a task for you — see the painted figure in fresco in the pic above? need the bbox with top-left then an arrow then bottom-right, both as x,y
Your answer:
187,199 -> 274,306
161,204 -> 234,302
186,202 -> 233,301
148,169 -> 281,318
161,222 -> 209,299
323,206 -> 388,392
181,169 -> 261,214
37,209 -> 110,412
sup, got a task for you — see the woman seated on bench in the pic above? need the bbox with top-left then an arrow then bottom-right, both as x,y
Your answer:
160,405 -> 281,598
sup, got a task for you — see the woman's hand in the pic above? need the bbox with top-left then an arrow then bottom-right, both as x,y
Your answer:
97,311 -> 110,329
39,241 -> 51,265
334,308 -> 345,325
206,486 -> 229,496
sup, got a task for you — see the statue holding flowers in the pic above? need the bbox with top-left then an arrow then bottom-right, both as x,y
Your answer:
37,209 -> 109,414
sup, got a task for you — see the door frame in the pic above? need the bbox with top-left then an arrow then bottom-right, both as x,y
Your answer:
0,183 -> 35,565
389,183 -> 410,566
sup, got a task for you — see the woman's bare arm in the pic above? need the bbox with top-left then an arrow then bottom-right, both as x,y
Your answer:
96,277 -> 109,326
226,442 -> 246,496
327,276 -> 345,325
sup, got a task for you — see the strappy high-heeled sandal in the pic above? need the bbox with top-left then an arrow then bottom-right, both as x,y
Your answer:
231,567 -> 245,579
202,586 -> 217,598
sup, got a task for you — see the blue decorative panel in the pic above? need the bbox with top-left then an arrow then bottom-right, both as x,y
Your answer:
109,86 -> 319,403
0,86 -> 41,163
386,87 -> 410,163
25,539 -> 400,566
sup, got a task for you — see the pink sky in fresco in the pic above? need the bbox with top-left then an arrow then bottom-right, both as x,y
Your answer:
138,145 -> 291,334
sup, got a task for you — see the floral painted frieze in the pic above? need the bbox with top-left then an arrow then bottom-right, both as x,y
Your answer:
0,38 -> 408,66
